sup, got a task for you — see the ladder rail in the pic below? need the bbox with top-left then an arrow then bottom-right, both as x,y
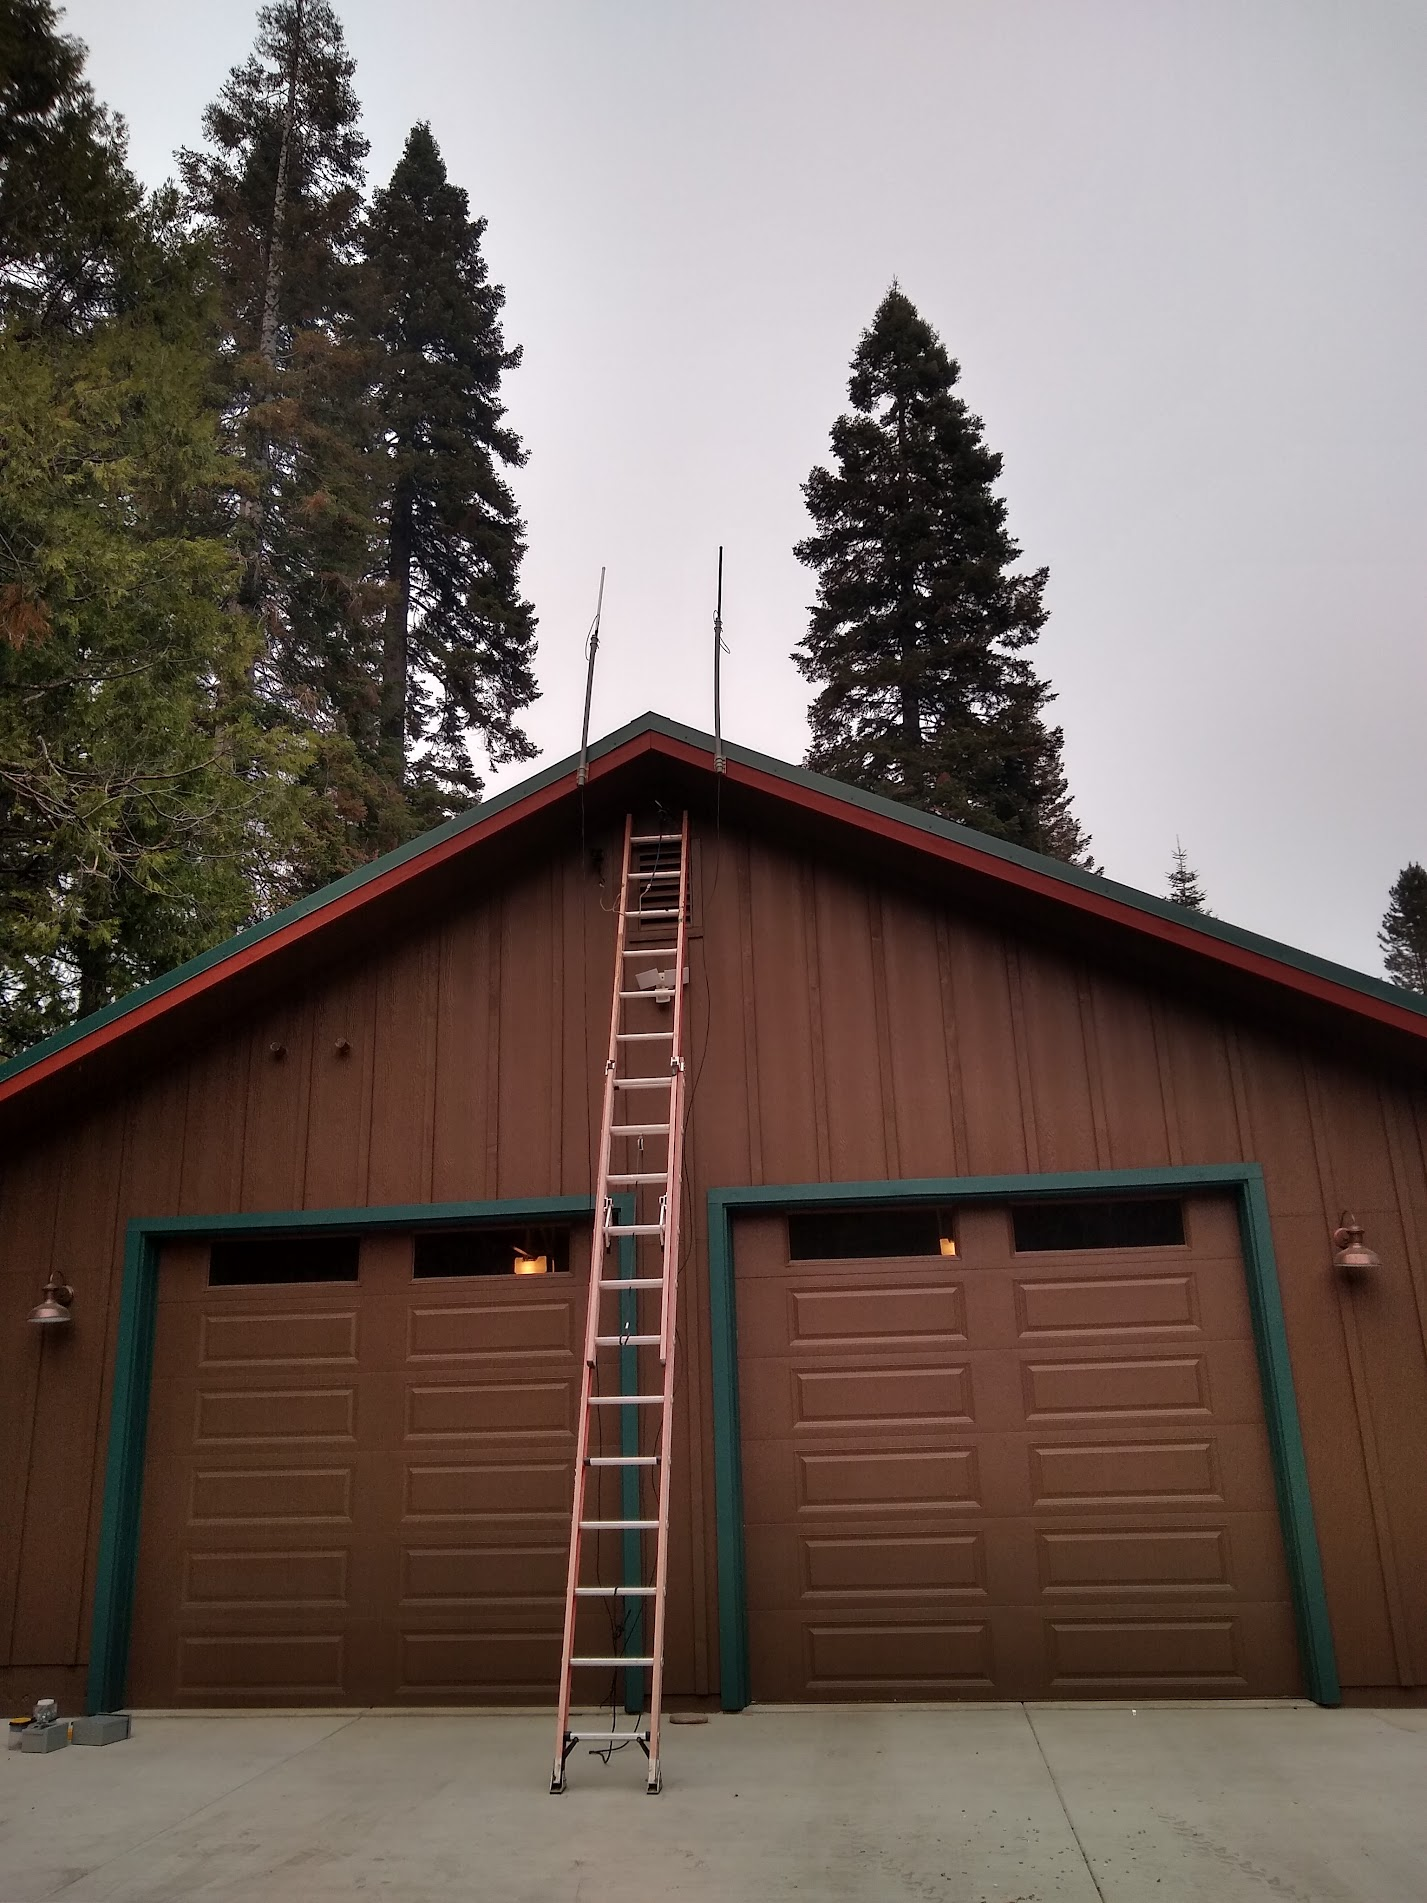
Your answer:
552,809 -> 691,1798
552,814 -> 634,1768
660,810 -> 692,1374
645,811 -> 691,1793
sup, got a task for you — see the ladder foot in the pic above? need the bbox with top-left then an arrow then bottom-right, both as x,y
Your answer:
551,1730 -> 577,1792
646,1764 -> 662,1794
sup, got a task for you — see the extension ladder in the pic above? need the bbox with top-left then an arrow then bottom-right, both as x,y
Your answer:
551,813 -> 691,1795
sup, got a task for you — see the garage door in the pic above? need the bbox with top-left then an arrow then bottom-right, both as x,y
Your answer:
129,1224 -> 592,1707
736,1196 -> 1301,1701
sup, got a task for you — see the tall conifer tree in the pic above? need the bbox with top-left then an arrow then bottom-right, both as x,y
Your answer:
360,123 -> 536,806
1380,863 -> 1427,993
180,0 -> 384,877
0,0 -> 141,331
1,11 -> 310,1051
179,0 -> 366,367
795,287 -> 1090,863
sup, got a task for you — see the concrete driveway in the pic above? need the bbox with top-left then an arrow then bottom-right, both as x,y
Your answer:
3,1704 -> 1425,1902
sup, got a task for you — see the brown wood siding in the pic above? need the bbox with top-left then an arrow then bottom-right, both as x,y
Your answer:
2,818 -> 1426,1704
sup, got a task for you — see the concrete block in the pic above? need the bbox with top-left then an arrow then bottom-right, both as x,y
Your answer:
71,1713 -> 132,1746
19,1724 -> 68,1754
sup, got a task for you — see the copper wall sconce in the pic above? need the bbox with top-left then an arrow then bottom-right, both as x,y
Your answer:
1331,1213 -> 1381,1275
28,1270 -> 74,1327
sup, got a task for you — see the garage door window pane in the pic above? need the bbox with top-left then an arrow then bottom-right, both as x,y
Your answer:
1012,1199 -> 1185,1252
208,1236 -> 359,1285
413,1225 -> 573,1278
787,1208 -> 949,1260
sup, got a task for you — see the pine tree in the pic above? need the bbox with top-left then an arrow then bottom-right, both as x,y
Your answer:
179,0 -> 366,373
360,123 -> 537,807
795,287 -> 1091,864
1380,863 -> 1427,993
0,0 -> 142,332
1167,839 -> 1208,911
0,203 -> 310,1053
179,0 -> 385,876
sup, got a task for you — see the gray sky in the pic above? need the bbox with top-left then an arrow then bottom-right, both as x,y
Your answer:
62,1 -> 1427,975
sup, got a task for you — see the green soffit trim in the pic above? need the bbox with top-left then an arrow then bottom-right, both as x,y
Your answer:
5,709 -> 1425,1095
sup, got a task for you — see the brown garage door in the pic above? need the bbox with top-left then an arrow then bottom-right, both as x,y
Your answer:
736,1196 -> 1301,1701
129,1226 -> 593,1707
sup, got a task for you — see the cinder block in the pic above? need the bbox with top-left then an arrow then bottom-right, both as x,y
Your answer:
71,1713 -> 132,1746
19,1724 -> 68,1754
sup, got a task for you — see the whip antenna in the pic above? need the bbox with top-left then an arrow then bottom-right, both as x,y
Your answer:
713,547 -> 727,774
576,566 -> 606,787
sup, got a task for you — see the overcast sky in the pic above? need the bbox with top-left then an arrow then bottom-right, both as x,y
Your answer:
61,0 -> 1427,976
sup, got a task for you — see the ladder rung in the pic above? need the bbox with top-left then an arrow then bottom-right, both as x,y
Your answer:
618,990 -> 674,1001
580,1519 -> 659,1531
571,1657 -> 656,1669
598,1277 -> 664,1289
615,1032 -> 672,1043
605,1172 -> 667,1184
623,908 -> 681,919
621,946 -> 678,957
629,833 -> 679,844
586,1455 -> 659,1466
588,1394 -> 663,1406
612,1077 -> 674,1089
610,1124 -> 669,1136
595,1334 -> 661,1347
605,1222 -> 664,1237
627,864 -> 679,876
565,1730 -> 651,1742
575,1585 -> 656,1597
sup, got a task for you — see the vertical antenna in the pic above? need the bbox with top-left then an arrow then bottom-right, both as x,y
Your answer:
713,547 -> 726,774
576,566 -> 606,787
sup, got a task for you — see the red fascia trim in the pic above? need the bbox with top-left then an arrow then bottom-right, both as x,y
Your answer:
719,753 -> 1427,1044
0,731 -> 662,1110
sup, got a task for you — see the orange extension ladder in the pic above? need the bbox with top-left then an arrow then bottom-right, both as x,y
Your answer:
551,813 -> 691,1795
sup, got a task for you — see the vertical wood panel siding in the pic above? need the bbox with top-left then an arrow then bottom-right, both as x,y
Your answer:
955,927 -> 1032,1175
1,815 -> 1425,1701
747,842 -> 819,1184
882,891 -> 954,1180
77,1071 -> 188,1664
1,1143 -> 64,1682
11,1117 -> 123,1667
179,1037 -> 246,1215
1089,974 -> 1171,1170
431,906 -> 490,1204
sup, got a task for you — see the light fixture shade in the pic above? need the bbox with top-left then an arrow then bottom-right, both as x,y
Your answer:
28,1270 -> 74,1326
1331,1214 -> 1381,1274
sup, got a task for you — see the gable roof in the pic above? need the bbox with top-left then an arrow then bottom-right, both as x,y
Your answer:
3,709 -> 1424,1117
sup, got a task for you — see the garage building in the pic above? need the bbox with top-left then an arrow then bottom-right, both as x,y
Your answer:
2,713 -> 1426,1716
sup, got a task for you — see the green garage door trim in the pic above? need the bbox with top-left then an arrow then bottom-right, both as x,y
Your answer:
92,1170 -> 1338,1716
88,1196 -> 597,1717
706,1163 -> 1340,1712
